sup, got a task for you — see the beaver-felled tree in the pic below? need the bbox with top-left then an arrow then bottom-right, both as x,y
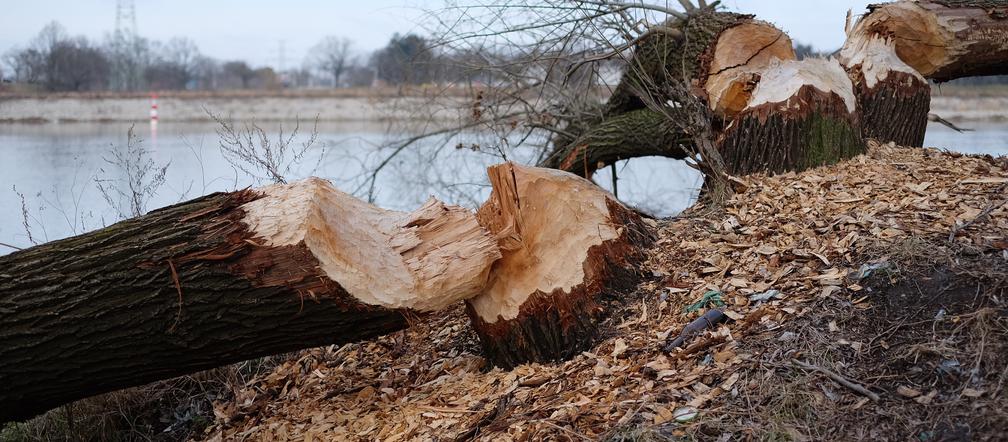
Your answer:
542,9 -> 866,179
0,165 -> 653,421
540,0 -> 1008,181
466,163 -> 653,368
0,178 -> 502,422
840,0 -> 1008,147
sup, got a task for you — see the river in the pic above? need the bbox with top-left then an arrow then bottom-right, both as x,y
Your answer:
0,121 -> 1005,251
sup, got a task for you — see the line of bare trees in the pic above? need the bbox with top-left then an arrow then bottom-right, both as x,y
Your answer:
1,21 -> 560,92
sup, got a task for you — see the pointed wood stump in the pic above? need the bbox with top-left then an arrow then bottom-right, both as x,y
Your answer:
465,163 -> 654,368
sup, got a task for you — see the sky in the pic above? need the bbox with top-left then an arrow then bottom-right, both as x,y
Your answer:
1,1 -> 869,69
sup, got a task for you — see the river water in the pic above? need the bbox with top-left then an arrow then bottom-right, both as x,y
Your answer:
0,121 -> 1005,251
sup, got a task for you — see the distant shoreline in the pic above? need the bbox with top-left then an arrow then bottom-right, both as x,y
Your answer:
0,93 -> 470,124
0,87 -> 1003,124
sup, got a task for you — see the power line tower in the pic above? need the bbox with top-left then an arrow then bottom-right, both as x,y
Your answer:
112,0 -> 142,90
115,0 -> 138,40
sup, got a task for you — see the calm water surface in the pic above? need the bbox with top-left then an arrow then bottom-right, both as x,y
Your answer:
0,121 -> 1004,251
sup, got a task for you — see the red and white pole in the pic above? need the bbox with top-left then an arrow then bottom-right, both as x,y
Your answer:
149,93 -> 159,122
149,92 -> 158,145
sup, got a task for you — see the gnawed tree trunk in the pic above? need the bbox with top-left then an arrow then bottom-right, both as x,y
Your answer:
543,11 -> 865,180
465,163 -> 654,368
840,35 -> 930,146
838,0 -> 1008,146
0,178 -> 501,422
850,0 -> 1008,83
718,58 -> 867,175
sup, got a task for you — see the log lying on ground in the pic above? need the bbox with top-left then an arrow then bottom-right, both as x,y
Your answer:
465,163 -> 654,368
0,178 -> 501,422
541,108 -> 690,177
543,11 -> 863,179
848,0 -> 1008,83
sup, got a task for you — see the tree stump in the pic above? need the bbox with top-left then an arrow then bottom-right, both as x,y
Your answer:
465,163 -> 654,368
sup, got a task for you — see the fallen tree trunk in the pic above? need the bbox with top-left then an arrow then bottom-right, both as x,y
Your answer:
541,108 -> 690,177
466,163 -> 654,368
0,178 -> 501,422
542,11 -> 864,179
848,0 -> 1008,83
836,0 -> 1008,146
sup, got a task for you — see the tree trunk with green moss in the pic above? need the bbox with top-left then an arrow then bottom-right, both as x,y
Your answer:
542,9 -> 865,181
541,108 -> 690,177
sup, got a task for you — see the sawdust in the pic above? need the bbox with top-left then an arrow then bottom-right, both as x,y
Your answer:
200,142 -> 1007,441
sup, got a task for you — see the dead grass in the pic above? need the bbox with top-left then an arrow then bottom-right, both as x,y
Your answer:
0,355 -> 295,442
192,143 -> 1007,440
6,143 -> 1005,441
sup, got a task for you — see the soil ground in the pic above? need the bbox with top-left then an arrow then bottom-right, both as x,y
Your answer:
192,143 -> 1007,441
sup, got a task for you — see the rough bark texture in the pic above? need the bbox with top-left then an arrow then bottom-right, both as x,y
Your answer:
465,164 -> 654,368
541,108 -> 689,177
719,86 -> 866,176
858,0 -> 1008,82
853,70 -> 930,146
0,191 -> 414,422
605,11 -> 749,116
542,10 -> 865,181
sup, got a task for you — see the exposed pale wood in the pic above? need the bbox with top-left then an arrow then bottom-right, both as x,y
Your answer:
703,21 -> 796,116
244,178 -> 501,311
847,0 -> 1008,82
0,178 -> 500,422
466,163 -> 654,368
718,58 -> 866,175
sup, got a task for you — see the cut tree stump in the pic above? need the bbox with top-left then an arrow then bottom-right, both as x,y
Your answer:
0,178 -> 500,422
840,34 -> 930,146
465,163 -> 655,368
542,11 -> 865,179
718,58 -> 867,175
838,0 -> 1008,146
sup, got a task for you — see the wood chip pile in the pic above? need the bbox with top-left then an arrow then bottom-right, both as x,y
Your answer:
202,143 -> 1007,441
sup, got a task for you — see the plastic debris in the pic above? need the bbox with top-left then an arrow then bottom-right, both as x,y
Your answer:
749,289 -> 783,303
664,309 -> 728,351
852,261 -> 891,280
673,407 -> 698,423
685,290 -> 725,313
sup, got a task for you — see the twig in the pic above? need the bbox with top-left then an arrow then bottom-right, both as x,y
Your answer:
928,113 -> 973,133
167,259 -> 184,333
792,359 -> 880,401
0,242 -> 23,251
948,184 -> 1008,242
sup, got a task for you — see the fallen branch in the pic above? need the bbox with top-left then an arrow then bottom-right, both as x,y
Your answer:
948,184 -> 1008,242
792,359 -> 881,402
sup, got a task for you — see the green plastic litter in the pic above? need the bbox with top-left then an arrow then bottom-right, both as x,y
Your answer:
684,290 -> 725,313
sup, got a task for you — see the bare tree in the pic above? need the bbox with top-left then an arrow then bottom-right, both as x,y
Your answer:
94,125 -> 169,219
209,110 -> 324,185
308,36 -> 352,88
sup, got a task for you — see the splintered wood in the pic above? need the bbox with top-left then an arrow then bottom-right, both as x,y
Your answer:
242,177 -> 502,312
203,144 -> 1007,441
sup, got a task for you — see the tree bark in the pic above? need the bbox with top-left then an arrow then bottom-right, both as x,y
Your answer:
718,58 -> 867,175
849,0 -> 1008,83
0,178 -> 500,422
542,11 -> 865,180
465,163 -> 654,368
540,108 -> 690,177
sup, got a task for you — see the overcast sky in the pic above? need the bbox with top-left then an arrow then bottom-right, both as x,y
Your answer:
1,1 -> 868,68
